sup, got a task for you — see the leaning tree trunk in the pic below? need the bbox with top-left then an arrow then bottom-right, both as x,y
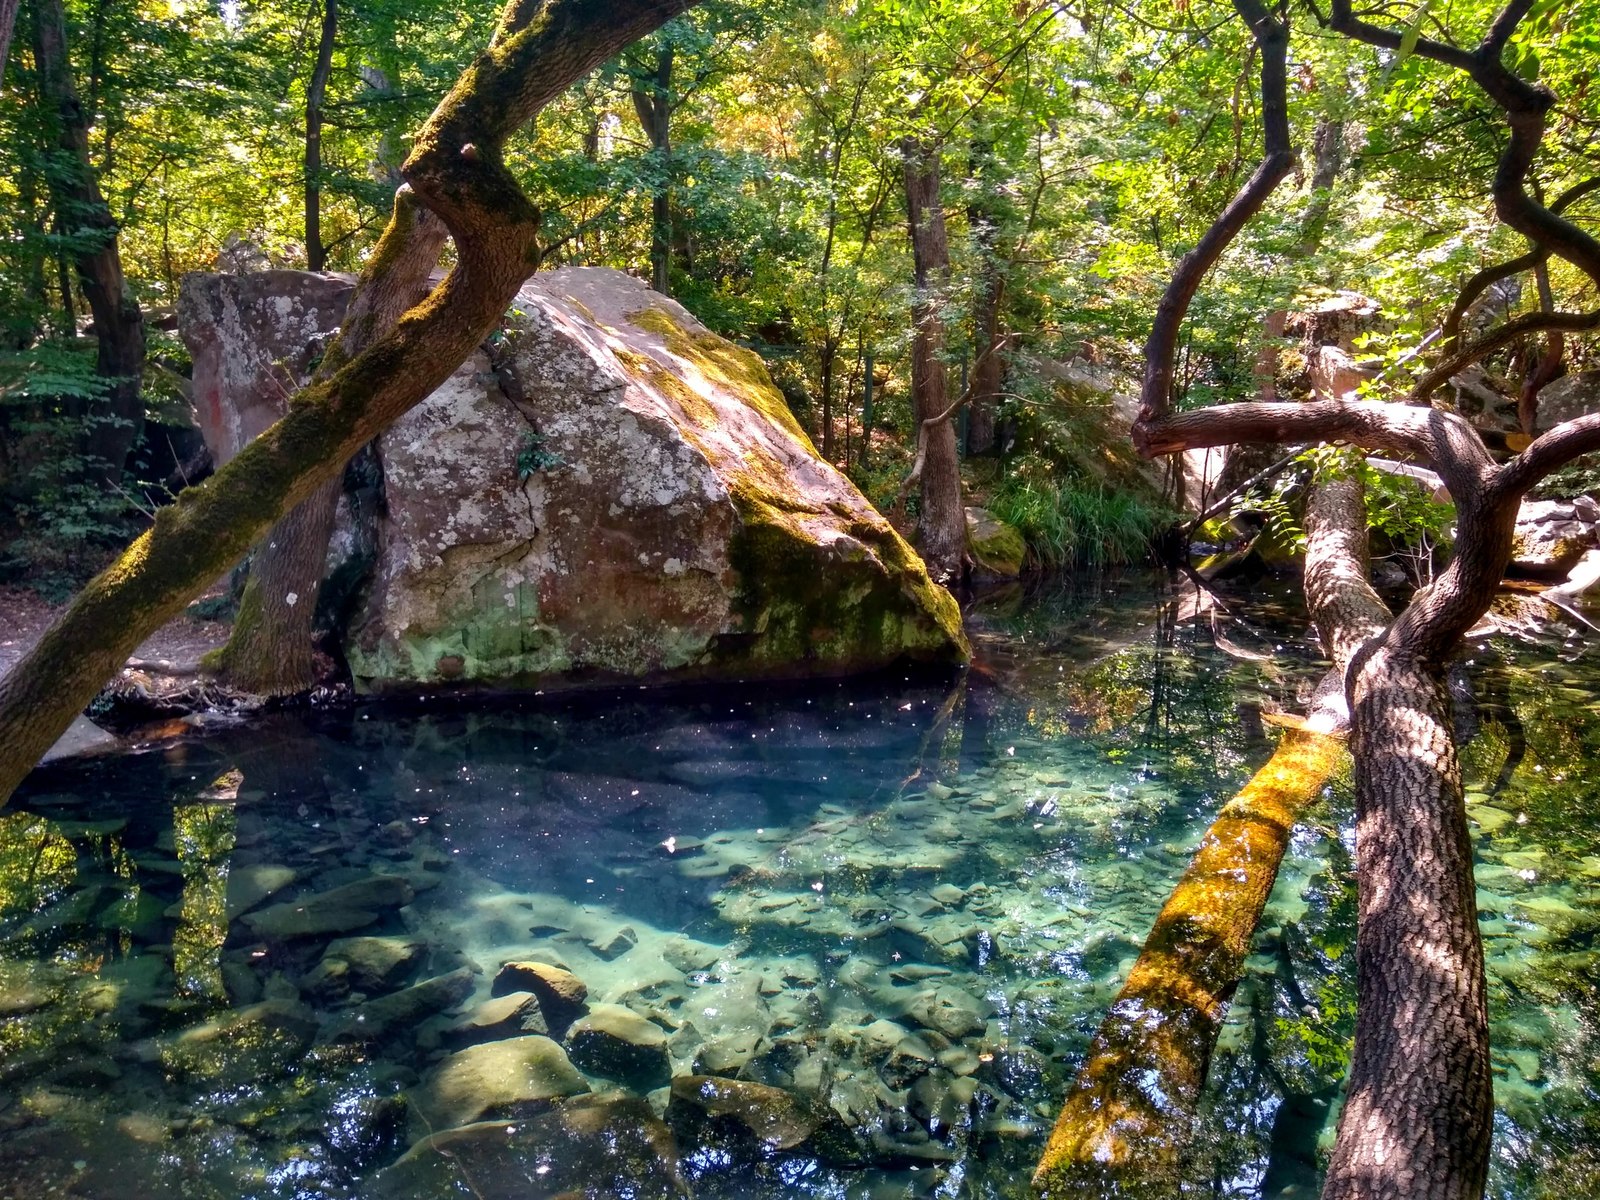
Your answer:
32,0 -> 145,485
1322,641 -> 1493,1200
902,135 -> 965,584
0,0 -> 701,807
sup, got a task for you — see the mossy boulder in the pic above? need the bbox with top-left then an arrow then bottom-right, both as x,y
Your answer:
965,506 -> 1026,580
335,266 -> 966,690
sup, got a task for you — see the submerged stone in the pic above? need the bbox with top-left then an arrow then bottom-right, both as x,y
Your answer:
566,1003 -> 672,1090
443,991 -> 549,1047
374,1096 -> 687,1199
406,1035 -> 591,1135
160,999 -> 318,1086
240,875 -> 415,939
666,1074 -> 818,1152
320,936 -> 425,993
493,961 -> 589,1035
327,968 -> 475,1045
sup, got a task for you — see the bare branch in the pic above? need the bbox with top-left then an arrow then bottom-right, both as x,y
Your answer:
1408,309 -> 1600,404
1137,399 -> 1496,500
1135,0 -> 1294,433
1494,413 -> 1600,498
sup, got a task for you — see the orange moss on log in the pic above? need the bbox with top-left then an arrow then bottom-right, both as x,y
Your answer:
1033,728 -> 1346,1197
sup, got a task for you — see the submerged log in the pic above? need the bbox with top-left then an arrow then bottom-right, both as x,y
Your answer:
1032,726 -> 1346,1196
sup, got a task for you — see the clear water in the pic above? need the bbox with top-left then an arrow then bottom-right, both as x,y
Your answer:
1,575 -> 1596,1199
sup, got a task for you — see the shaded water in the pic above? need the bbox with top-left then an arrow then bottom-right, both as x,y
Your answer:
2,575 -> 1597,1198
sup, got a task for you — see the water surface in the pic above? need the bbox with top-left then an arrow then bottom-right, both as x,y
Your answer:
2,575 -> 1596,1198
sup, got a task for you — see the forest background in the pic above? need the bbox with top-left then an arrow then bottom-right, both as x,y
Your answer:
4,0 -> 1595,596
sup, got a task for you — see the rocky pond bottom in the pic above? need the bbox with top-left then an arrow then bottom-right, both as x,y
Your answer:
2,578 -> 1598,1199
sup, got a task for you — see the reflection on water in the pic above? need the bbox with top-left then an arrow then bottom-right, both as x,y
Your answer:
0,574 -> 1594,1199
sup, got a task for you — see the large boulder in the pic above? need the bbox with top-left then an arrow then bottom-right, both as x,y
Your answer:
178,267 -> 966,692
1510,497 -> 1599,579
1535,370 -> 1600,432
178,270 -> 354,468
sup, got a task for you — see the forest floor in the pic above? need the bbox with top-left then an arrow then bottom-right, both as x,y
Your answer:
0,584 -> 230,686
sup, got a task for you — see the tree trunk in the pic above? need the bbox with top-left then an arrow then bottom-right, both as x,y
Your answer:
966,139 -> 1001,456
0,0 -> 701,807
32,0 -> 145,485
1322,645 -> 1492,1200
208,199 -> 448,697
901,135 -> 965,584
304,0 -> 337,272
0,0 -> 19,93
630,42 -> 673,295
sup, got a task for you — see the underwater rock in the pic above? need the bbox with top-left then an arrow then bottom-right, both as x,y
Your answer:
326,967 -> 475,1044
896,985 -> 991,1041
442,991 -> 549,1048
692,1029 -> 764,1077
160,999 -> 318,1086
407,1035 -> 591,1135
661,935 -> 723,974
565,1003 -> 672,1090
223,864 -> 299,921
666,1074 -> 820,1152
319,936 -> 425,993
371,1096 -> 688,1199
241,874 -> 415,939
492,961 -> 589,1035
586,922 -> 640,960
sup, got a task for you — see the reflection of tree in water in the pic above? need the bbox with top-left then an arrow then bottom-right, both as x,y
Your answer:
973,574 -> 1319,796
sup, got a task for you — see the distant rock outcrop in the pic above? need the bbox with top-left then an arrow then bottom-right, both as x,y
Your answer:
179,267 -> 966,692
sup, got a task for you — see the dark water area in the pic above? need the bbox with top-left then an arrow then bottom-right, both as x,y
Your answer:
2,573 -> 1597,1198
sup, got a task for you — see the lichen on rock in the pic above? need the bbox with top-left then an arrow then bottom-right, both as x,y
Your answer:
332,266 -> 967,691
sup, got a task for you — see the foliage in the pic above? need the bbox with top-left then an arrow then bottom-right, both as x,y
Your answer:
988,461 -> 1167,570
515,432 -> 565,479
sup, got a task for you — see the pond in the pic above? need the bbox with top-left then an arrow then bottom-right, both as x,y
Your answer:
2,574 -> 1596,1199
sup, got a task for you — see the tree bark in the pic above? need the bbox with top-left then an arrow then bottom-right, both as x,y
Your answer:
1321,645 -> 1492,1200
966,139 -> 1002,456
0,0 -> 701,806
31,0 -> 146,486
901,135 -> 965,584
0,0 -> 19,94
304,0 -> 337,272
630,40 -> 674,295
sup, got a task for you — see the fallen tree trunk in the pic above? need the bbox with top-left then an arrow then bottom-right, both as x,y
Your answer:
0,0 -> 700,807
1034,469 -> 1391,1196
1032,727 -> 1346,1196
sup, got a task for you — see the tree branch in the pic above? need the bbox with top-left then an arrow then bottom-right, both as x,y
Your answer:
1407,309 -> 1600,404
1493,412 -> 1600,498
1137,399 -> 1496,501
1136,0 -> 1294,434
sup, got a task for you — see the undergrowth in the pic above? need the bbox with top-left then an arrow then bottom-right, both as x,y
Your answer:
988,464 -> 1167,569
